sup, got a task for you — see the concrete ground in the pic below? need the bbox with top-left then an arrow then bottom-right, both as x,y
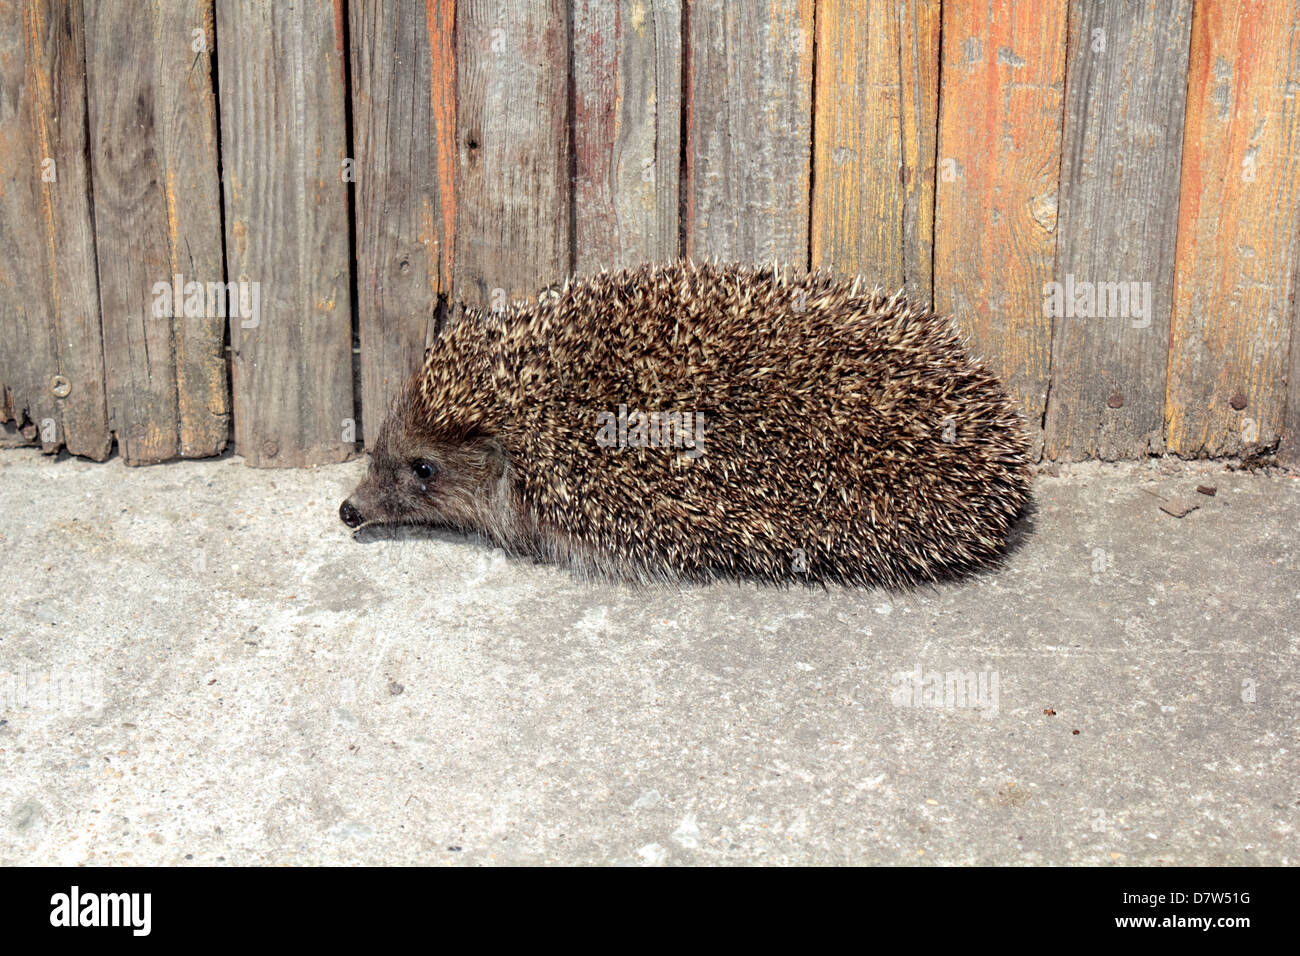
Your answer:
0,447 -> 1295,866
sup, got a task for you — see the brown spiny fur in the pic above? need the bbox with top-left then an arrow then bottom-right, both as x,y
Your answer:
341,259 -> 1032,588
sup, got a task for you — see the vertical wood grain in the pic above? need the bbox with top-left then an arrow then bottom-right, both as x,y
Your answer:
812,0 -> 939,301
0,0 -> 110,459
453,0 -> 570,311
349,0 -> 455,447
572,0 -> 681,272
1043,0 -> 1194,461
1167,0 -> 1300,458
1283,304 -> 1300,465
933,0 -> 1068,458
215,0 -> 355,467
686,0 -> 814,266
85,0 -> 227,464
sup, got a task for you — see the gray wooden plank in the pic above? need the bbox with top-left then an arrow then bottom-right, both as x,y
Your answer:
162,1 -> 230,460
0,0 -> 110,459
1043,0 -> 1193,462
84,0 -> 227,464
1284,306 -> 1300,466
685,0 -> 814,265
349,0 -> 455,448
215,0 -> 355,467
453,0 -> 570,311
572,0 -> 681,272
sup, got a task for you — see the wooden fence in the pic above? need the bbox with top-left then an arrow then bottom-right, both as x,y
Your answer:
2,0 -> 1298,467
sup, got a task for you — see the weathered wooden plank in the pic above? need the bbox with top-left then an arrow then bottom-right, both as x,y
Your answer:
933,0 -> 1067,459
1043,0 -> 1194,462
0,0 -> 109,459
686,0 -> 814,265
453,0 -> 570,310
572,0 -> 681,272
84,0 -> 227,464
1284,307 -> 1300,466
215,0 -> 355,467
1167,0 -> 1300,458
812,0 -> 939,302
349,0 -> 455,447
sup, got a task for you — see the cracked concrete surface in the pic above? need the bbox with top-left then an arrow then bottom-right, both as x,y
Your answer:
0,448 -> 1296,865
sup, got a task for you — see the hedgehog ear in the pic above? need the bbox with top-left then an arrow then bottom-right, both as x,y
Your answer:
482,437 -> 510,478
465,429 -> 507,469
481,435 -> 506,465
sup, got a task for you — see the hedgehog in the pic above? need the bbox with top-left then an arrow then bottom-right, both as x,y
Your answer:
339,259 -> 1031,588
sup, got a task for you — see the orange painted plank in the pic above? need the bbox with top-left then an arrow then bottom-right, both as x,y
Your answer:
1167,0 -> 1300,458
933,0 -> 1067,458
812,0 -> 939,302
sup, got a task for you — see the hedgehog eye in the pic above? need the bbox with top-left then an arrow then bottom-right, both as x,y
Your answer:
412,459 -> 436,481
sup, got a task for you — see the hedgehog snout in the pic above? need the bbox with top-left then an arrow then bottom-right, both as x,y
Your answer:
339,499 -> 363,528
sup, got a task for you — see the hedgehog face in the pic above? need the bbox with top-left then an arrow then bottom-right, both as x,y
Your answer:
339,405 -> 513,537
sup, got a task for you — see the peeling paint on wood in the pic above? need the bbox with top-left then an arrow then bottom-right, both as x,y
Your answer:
934,0 -> 1067,460
1167,0 -> 1300,458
